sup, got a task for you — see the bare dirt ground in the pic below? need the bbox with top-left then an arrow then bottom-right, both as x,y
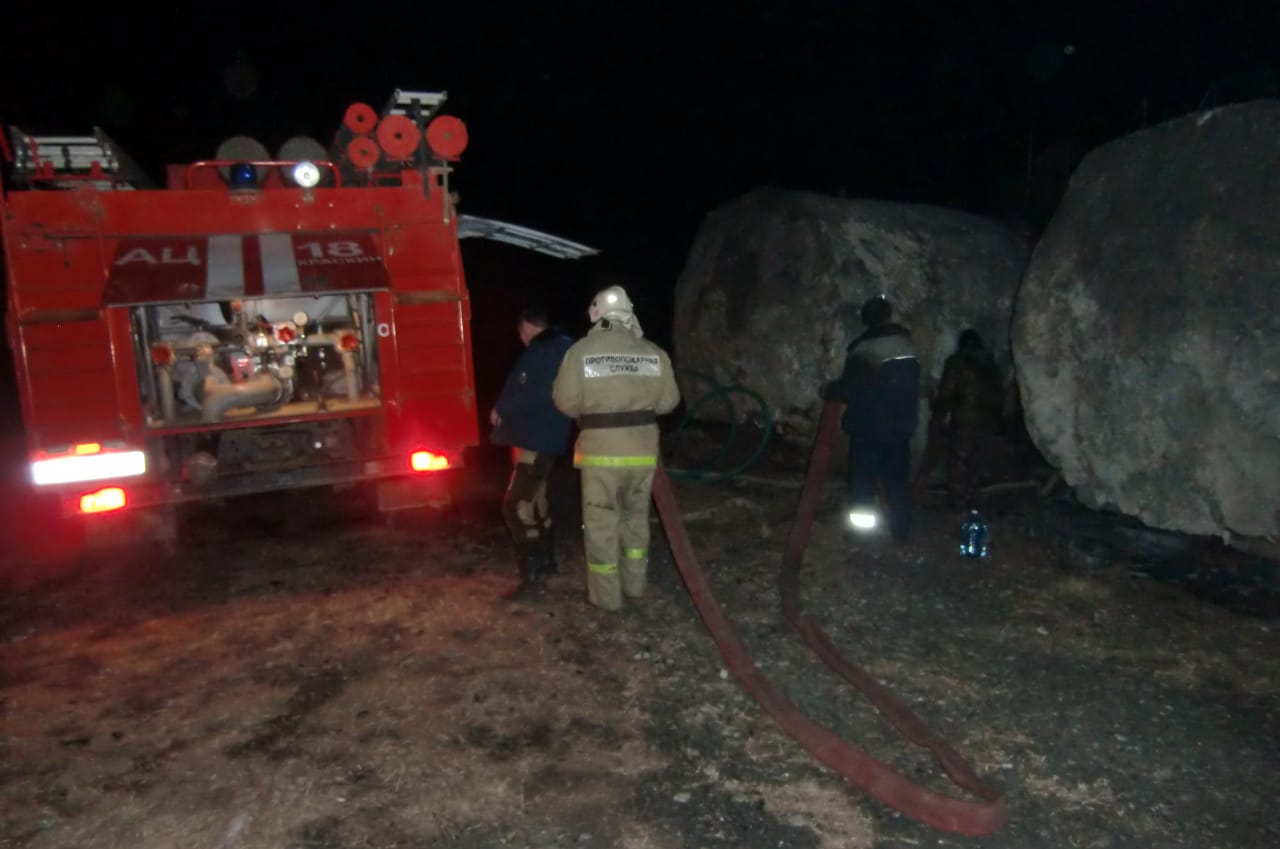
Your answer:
0,433 -> 1277,849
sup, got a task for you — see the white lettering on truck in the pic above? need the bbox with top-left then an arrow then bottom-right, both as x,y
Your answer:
115,246 -> 202,266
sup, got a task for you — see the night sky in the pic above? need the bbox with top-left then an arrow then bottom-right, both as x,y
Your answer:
3,2 -> 1276,353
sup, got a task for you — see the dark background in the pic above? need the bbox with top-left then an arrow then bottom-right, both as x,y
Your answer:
3,1 -> 1277,416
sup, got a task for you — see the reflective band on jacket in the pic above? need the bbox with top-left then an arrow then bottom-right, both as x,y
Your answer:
588,562 -> 618,575
624,548 -> 647,560
575,453 -> 658,467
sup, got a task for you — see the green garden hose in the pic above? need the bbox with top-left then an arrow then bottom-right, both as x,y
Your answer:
666,369 -> 774,481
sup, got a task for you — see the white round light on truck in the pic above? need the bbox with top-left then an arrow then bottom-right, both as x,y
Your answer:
292,161 -> 321,188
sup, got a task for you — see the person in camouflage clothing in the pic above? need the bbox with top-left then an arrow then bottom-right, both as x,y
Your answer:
924,329 -> 1003,508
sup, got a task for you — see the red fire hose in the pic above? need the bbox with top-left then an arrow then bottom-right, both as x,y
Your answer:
650,399 -> 1008,836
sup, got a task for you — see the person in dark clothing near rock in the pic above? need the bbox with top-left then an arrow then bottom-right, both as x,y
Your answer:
919,328 -> 1003,509
489,306 -> 574,600
824,295 -> 921,543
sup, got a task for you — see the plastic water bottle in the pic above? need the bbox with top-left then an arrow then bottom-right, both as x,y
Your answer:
959,510 -> 990,558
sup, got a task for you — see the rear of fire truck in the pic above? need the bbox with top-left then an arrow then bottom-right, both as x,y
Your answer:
1,89 -> 596,550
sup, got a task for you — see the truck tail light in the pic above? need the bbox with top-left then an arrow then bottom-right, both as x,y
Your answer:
338,332 -> 360,352
410,451 -> 450,472
79,487 -> 127,514
31,447 -> 147,486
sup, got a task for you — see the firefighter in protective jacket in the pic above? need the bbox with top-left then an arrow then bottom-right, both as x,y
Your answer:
552,286 -> 681,611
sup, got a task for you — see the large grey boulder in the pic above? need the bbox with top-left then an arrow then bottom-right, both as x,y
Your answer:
672,188 -> 1030,442
1013,100 -> 1280,544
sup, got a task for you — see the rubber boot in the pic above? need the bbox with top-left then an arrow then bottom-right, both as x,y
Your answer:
537,533 -> 559,576
501,556 -> 546,602
587,567 -> 623,611
621,557 -> 647,600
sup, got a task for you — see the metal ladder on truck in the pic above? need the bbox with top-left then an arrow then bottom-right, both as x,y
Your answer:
3,125 -> 152,189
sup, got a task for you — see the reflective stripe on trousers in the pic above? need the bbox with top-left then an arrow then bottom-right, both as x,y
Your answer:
575,453 -> 657,468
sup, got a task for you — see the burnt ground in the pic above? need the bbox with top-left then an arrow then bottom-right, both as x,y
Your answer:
0,427 -> 1277,849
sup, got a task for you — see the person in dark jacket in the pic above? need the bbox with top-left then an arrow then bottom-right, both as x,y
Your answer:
824,295 -> 920,543
490,306 -> 574,600
921,328 -> 1003,508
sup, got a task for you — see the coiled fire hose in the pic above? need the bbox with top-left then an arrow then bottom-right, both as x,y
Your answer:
650,399 -> 1008,836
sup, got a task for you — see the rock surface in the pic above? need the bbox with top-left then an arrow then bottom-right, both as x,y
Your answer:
1012,100 -> 1280,543
672,188 -> 1030,442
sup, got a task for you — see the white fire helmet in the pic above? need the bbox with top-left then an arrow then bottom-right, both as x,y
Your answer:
588,285 -> 643,336
588,285 -> 633,323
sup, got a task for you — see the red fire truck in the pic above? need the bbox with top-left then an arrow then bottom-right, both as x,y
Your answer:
1,88 -> 595,549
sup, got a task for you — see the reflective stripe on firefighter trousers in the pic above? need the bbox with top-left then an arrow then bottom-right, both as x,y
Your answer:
574,453 -> 658,468
586,561 -> 648,610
